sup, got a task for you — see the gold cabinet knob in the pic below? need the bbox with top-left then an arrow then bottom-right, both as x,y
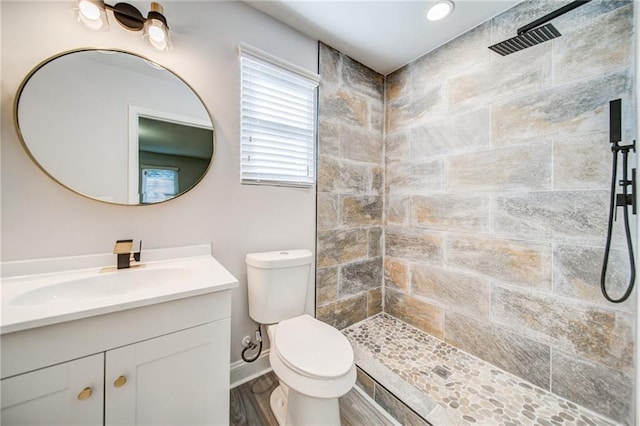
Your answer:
114,375 -> 127,388
77,387 -> 92,401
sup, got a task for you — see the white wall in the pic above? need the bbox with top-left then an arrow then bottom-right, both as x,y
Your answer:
1,1 -> 318,364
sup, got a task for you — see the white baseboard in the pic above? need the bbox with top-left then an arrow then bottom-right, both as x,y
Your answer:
230,349 -> 272,389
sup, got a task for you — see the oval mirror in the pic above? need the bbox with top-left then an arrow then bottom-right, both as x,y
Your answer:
15,49 -> 214,205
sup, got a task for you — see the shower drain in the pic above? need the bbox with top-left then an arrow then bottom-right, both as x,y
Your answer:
431,365 -> 452,380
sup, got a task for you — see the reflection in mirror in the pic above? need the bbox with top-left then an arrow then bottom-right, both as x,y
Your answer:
15,49 -> 214,205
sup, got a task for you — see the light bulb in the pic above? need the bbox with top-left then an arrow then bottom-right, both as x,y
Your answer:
78,0 -> 100,20
148,24 -> 166,43
144,19 -> 171,51
427,1 -> 454,21
75,0 -> 109,31
143,3 -> 171,51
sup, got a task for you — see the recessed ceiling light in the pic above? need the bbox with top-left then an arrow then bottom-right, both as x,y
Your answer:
427,0 -> 455,21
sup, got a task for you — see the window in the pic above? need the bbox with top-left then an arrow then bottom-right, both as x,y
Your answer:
141,166 -> 178,203
240,44 -> 320,187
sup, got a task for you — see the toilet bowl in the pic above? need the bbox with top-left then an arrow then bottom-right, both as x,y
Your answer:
245,250 -> 356,425
267,314 -> 356,425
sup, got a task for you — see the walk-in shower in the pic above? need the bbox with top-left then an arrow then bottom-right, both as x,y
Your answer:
488,0 -> 637,304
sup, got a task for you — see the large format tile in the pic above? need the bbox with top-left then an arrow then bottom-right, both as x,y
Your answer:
316,266 -> 338,307
492,190 -> 609,245
411,194 -> 490,233
490,0 -> 629,47
385,65 -> 411,105
412,22 -> 492,93
449,43 -> 551,110
386,160 -> 443,195
384,289 -> 444,338
318,155 -> 370,194
367,287 -> 383,317
385,131 -> 410,163
340,125 -> 383,164
318,119 -> 340,156
492,69 -> 632,145
553,5 -> 633,85
445,235 -> 552,290
317,193 -> 338,231
385,196 -> 409,225
552,350 -> 632,425
444,311 -> 551,390
319,42 -> 340,85
339,257 -> 383,298
317,229 -> 369,268
553,132 -> 611,190
368,226 -> 383,258
446,142 -> 552,192
409,108 -> 490,159
320,83 -> 370,128
341,53 -> 384,101
317,294 -> 368,330
384,257 -> 409,291
411,264 -> 490,320
385,226 -> 443,264
386,85 -> 446,132
553,244 -> 632,310
491,286 -> 634,373
340,195 -> 383,227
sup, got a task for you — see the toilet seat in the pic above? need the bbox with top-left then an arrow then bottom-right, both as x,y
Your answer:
273,314 -> 354,380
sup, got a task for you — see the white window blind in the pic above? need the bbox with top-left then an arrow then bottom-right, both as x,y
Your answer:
240,44 -> 319,187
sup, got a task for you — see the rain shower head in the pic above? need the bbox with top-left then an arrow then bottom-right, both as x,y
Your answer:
488,23 -> 560,56
489,0 -> 591,56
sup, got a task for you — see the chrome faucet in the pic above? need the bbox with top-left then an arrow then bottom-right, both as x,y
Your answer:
113,239 -> 142,269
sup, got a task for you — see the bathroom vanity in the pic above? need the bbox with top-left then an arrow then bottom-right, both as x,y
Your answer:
0,245 -> 237,425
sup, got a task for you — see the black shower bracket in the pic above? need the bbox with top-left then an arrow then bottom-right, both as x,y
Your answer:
612,140 -> 636,215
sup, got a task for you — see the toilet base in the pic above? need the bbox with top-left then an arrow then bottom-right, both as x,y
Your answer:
270,385 -> 288,426
270,384 -> 341,426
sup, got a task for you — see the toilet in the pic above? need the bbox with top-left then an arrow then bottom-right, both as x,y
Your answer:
246,249 -> 356,426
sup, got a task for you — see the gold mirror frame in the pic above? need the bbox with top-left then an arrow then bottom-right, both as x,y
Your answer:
13,48 -> 216,206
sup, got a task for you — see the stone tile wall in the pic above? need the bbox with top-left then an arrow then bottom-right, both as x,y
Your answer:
316,2 -> 635,423
316,43 -> 385,329
384,1 -> 635,424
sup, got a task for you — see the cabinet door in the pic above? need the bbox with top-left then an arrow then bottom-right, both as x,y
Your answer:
105,320 -> 230,425
1,353 -> 104,426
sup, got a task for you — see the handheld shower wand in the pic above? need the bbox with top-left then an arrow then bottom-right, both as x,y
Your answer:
601,99 -> 636,303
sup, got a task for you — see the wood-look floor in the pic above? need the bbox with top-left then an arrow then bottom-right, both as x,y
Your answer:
230,371 -> 396,426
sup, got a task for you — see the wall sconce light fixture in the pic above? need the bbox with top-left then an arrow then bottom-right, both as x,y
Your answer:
74,0 -> 171,51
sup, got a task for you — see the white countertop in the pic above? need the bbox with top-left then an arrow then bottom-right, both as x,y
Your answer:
1,245 -> 238,334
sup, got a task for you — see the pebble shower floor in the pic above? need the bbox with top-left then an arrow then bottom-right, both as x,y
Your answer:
344,314 -> 620,426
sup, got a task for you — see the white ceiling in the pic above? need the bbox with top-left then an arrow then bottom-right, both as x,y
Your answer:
245,0 -> 519,75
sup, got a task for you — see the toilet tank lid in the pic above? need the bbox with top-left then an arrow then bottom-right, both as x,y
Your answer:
246,249 -> 313,269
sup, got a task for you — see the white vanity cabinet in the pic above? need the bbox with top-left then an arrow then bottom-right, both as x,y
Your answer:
2,282 -> 235,426
105,320 -> 229,425
1,248 -> 238,426
1,353 -> 104,426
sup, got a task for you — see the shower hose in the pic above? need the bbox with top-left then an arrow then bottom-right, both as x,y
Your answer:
601,143 -> 636,303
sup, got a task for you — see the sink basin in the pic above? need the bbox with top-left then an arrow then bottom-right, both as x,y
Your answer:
1,246 -> 239,335
12,267 -> 192,305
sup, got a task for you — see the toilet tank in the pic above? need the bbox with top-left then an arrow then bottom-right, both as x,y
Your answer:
246,249 -> 313,324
